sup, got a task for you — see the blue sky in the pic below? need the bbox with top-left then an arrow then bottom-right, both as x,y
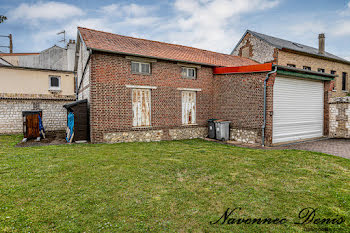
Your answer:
0,0 -> 350,60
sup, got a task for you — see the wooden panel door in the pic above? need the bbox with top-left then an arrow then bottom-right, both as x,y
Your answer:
26,114 -> 40,139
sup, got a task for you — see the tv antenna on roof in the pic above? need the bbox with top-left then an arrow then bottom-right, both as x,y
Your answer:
57,30 -> 66,44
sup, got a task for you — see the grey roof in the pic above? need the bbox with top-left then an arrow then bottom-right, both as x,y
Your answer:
246,30 -> 349,63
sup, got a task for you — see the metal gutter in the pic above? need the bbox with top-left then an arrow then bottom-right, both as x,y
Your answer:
275,65 -> 336,79
262,66 -> 277,147
277,70 -> 334,81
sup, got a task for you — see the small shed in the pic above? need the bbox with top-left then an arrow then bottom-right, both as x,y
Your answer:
22,110 -> 42,139
63,99 -> 89,142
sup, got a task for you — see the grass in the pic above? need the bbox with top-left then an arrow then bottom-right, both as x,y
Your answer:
0,135 -> 349,232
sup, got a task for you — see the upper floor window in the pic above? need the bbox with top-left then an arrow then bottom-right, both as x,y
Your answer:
303,66 -> 311,71
49,76 -> 61,91
317,68 -> 325,73
342,72 -> 347,91
287,64 -> 296,68
330,70 -> 336,75
181,67 -> 196,79
131,61 -> 151,75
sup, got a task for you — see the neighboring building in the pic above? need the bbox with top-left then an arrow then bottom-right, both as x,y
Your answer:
75,27 -> 334,145
0,42 -> 76,134
232,30 -> 350,97
0,40 -> 76,71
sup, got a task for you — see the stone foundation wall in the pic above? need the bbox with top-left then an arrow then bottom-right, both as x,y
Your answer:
169,127 -> 207,140
230,128 -> 261,144
0,99 -> 70,134
103,127 -> 207,143
329,97 -> 350,138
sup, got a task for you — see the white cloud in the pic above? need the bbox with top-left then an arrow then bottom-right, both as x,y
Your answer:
332,20 -> 350,36
288,21 -> 327,36
8,1 -> 84,21
164,0 -> 280,52
7,0 -> 280,53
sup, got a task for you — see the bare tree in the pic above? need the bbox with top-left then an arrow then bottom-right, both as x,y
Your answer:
0,15 -> 7,23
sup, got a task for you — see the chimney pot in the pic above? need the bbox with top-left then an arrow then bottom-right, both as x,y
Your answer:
318,33 -> 325,55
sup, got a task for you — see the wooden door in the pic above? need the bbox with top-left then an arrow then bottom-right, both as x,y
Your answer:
26,114 -> 40,139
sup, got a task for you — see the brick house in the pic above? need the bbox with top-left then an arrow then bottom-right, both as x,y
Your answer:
75,27 -> 335,146
232,30 -> 350,97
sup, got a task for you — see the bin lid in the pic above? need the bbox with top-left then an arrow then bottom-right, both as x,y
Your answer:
214,119 -> 231,123
208,118 -> 218,122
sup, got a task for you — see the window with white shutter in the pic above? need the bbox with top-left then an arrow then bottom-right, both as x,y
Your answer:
182,91 -> 196,125
132,89 -> 151,127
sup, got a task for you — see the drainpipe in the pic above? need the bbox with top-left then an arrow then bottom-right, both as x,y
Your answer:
77,49 -> 92,99
262,66 -> 277,146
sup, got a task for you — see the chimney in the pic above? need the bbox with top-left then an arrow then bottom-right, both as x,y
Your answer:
318,33 -> 325,55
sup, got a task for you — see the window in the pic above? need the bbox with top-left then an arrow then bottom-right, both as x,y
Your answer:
131,61 -> 151,74
181,67 -> 196,79
287,64 -> 296,68
342,72 -> 347,91
317,68 -> 325,73
303,66 -> 311,70
182,91 -> 196,125
330,70 -> 336,75
49,76 -> 60,90
132,89 -> 151,127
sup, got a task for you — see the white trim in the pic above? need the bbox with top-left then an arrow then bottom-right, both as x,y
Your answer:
177,62 -> 201,69
177,88 -> 202,91
126,56 -> 157,63
48,75 -> 61,91
126,85 -> 157,89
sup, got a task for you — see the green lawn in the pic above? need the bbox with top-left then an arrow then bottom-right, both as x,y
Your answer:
0,135 -> 349,232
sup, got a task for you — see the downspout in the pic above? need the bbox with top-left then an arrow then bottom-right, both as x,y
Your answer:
262,66 -> 277,146
77,49 -> 92,99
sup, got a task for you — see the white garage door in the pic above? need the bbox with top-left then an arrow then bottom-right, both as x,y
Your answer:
273,76 -> 324,144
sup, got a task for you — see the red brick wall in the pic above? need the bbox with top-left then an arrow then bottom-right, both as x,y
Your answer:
212,72 -> 275,145
89,52 -> 214,142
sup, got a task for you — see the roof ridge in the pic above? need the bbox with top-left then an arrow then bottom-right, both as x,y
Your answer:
78,26 -> 248,59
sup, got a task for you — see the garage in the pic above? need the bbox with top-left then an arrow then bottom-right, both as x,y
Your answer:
272,76 -> 324,144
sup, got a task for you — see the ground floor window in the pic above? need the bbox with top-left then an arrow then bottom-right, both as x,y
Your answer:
182,91 -> 196,125
132,89 -> 151,127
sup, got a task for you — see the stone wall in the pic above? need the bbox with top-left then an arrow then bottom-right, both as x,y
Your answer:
230,128 -> 261,144
169,127 -> 207,140
103,127 -> 207,143
231,32 -> 276,63
329,97 -> 350,138
0,99 -> 70,134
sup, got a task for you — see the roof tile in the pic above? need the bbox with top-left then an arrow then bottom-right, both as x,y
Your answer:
78,27 -> 257,67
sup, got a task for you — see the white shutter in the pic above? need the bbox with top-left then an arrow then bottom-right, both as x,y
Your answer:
273,77 -> 324,143
132,89 -> 151,127
182,91 -> 196,124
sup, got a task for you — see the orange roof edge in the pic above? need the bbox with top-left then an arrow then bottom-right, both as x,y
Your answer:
213,63 -> 273,74
0,53 -> 40,56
